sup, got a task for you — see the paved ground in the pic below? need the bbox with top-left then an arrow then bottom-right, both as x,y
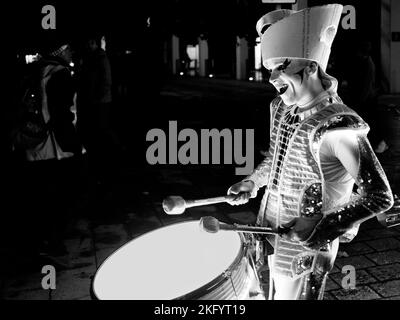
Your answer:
1,77 -> 400,300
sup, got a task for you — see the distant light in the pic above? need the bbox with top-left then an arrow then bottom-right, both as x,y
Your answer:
179,72 -> 184,76
69,62 -> 74,67
125,50 -> 132,55
25,54 -> 40,64
249,77 -> 254,81
209,74 -> 214,78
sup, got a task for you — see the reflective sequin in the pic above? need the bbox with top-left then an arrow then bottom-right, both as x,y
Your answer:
305,135 -> 394,249
294,255 -> 314,275
301,183 -> 322,217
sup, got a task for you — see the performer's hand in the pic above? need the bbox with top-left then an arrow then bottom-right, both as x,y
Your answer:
280,216 -> 322,242
227,180 -> 257,206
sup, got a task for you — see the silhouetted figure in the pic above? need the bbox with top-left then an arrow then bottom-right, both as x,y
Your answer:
77,34 -> 123,215
10,39 -> 83,259
77,34 -> 112,151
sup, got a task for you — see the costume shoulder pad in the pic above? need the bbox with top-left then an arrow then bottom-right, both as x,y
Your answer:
312,103 -> 370,144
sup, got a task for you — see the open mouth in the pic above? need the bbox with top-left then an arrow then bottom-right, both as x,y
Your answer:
278,84 -> 289,95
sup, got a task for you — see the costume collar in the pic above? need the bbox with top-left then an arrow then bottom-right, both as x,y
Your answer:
287,91 -> 339,121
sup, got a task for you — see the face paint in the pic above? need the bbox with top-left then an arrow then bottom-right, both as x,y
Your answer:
266,58 -> 310,106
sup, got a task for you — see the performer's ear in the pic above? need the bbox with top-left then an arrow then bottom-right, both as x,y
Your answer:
305,61 -> 318,76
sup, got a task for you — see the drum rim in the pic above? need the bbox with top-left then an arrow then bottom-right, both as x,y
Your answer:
174,232 -> 247,300
92,219 -> 246,300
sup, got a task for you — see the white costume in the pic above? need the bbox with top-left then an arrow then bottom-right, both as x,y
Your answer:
245,4 -> 393,299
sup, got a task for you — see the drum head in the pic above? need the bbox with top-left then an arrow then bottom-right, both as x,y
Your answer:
93,220 -> 242,300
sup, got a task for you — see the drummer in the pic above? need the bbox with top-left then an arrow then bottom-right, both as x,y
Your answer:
227,4 -> 394,300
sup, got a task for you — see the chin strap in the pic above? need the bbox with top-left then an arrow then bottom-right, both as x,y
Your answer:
303,135 -> 394,250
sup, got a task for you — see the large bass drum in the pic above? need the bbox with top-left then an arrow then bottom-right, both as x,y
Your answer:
92,220 -> 264,300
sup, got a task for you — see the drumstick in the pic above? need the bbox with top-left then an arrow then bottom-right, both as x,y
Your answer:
199,216 -> 290,235
162,195 -> 237,215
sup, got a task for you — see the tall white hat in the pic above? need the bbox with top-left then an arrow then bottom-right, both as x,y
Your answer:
256,4 -> 343,71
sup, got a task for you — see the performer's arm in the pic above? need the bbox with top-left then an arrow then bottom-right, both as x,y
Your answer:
304,130 -> 394,249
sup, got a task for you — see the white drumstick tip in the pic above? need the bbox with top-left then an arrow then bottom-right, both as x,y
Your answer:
162,196 -> 186,215
199,216 -> 220,233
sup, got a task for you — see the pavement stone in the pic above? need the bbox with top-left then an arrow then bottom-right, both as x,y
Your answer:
55,254 -> 95,271
370,280 -> 400,298
366,237 -> 400,251
334,255 -> 376,270
125,215 -> 163,239
3,272 -> 46,300
364,228 -> 400,240
338,242 -> 375,256
75,294 -> 92,300
51,266 -> 95,300
336,250 -> 350,258
381,295 -> 400,300
366,263 -> 400,281
323,292 -> 337,300
330,265 -> 341,274
5,287 -> 50,300
325,276 -> 341,291
63,237 -> 96,270
93,224 -> 129,250
358,218 -> 383,231
330,286 -> 381,300
366,250 -> 400,265
95,247 -> 119,267
329,269 -> 378,287
64,237 -> 93,254
352,231 -> 377,242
